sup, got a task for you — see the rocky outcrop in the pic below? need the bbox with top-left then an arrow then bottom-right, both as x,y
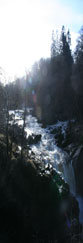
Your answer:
63,123 -> 83,196
0,131 -> 82,242
27,134 -> 41,145
9,123 -> 41,146
52,120 -> 83,196
72,146 -> 83,195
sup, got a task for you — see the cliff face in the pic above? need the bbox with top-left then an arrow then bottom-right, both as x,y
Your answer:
51,120 -> 83,196
64,121 -> 83,197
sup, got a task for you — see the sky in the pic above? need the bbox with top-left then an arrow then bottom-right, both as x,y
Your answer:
0,0 -> 82,81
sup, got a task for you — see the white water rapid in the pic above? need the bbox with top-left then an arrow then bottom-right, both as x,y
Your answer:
9,109 -> 83,224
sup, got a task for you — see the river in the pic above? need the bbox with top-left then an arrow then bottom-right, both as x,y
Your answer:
9,109 -> 83,225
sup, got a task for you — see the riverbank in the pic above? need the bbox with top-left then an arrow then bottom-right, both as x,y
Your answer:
0,125 -> 82,242
50,119 -> 83,197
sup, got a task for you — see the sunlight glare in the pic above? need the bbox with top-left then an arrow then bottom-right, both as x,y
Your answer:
0,0 -> 80,80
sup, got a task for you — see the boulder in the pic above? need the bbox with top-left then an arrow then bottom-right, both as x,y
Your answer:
52,127 -> 64,147
27,134 -> 41,145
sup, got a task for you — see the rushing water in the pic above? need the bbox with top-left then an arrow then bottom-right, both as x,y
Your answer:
9,109 -> 83,224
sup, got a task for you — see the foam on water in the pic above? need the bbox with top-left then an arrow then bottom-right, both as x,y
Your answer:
9,110 -> 83,224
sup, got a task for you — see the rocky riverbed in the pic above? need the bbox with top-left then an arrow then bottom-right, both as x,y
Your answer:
0,109 -> 82,242
8,111 -> 83,226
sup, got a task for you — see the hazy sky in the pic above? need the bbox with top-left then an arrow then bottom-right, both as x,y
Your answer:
0,0 -> 83,80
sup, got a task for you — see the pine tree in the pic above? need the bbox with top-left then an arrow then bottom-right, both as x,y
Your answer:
60,26 -> 73,68
67,29 -> 71,47
51,30 -> 56,58
74,25 -> 83,87
75,26 -> 83,68
51,30 -> 60,58
72,26 -> 83,118
55,30 -> 60,55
